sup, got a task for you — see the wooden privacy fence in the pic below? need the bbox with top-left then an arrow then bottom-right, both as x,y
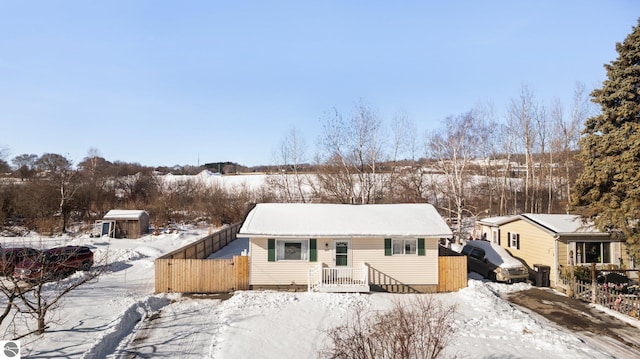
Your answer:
155,256 -> 249,293
160,223 -> 241,259
155,223 -> 250,293
437,256 -> 468,292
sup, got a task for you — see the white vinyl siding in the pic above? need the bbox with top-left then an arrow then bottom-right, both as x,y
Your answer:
249,236 -> 439,286
354,237 -> 438,285
251,238 -> 316,286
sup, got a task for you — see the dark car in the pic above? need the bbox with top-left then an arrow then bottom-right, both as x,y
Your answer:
0,247 -> 40,276
462,244 -> 496,280
14,246 -> 94,282
461,241 -> 529,283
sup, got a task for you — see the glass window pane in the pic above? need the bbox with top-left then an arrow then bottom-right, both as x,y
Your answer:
585,242 -> 600,263
405,240 -> 416,255
602,242 -> 611,263
336,242 -> 348,254
392,240 -> 403,255
284,242 -> 302,260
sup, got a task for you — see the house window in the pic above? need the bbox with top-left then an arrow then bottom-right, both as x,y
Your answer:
575,242 -> 611,264
508,232 -> 520,249
392,239 -> 417,255
276,239 -> 309,261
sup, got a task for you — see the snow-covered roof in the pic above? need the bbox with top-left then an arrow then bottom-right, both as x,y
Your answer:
477,216 -> 515,226
103,210 -> 148,220
239,203 -> 452,238
520,214 -> 607,236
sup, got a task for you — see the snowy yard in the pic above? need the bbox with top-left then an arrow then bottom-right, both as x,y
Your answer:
0,230 -> 638,358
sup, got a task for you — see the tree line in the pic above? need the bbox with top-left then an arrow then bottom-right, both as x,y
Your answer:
0,84 -> 590,237
0,150 -> 258,235
269,86 -> 590,231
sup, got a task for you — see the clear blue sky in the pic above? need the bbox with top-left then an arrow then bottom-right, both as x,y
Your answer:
1,1 -> 638,167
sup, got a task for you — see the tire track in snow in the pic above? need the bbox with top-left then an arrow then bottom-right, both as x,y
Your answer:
109,296 -> 225,358
81,295 -> 172,359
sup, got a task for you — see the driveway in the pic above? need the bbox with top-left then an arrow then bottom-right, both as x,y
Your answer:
507,287 -> 640,358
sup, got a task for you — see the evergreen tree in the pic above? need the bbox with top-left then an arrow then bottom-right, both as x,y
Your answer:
572,19 -> 640,259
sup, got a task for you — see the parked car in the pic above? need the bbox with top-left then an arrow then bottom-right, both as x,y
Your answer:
0,247 -> 40,276
14,246 -> 94,282
461,241 -> 529,283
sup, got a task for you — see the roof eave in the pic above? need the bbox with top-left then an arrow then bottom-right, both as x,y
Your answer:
238,233 -> 451,239
554,232 -> 612,238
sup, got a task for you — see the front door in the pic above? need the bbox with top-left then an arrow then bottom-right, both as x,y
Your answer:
334,240 -> 350,267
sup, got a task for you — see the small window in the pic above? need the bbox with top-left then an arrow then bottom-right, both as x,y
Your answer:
392,239 -> 417,255
276,240 -> 309,261
509,233 -> 520,249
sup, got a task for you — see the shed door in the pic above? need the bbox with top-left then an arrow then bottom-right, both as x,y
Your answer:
101,221 -> 115,238
334,240 -> 350,267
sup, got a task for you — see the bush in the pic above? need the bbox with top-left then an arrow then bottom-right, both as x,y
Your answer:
321,295 -> 457,359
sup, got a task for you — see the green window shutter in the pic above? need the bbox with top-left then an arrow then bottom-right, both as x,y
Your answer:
385,238 -> 392,256
507,232 -> 511,248
268,238 -> 275,262
309,238 -> 317,262
418,238 -> 425,256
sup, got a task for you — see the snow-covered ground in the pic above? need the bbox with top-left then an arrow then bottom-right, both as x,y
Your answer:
0,230 -> 638,358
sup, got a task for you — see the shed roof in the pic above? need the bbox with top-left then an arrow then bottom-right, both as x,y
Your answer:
103,210 -> 148,220
238,203 -> 452,238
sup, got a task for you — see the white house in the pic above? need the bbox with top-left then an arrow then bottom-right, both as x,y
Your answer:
238,203 -> 453,293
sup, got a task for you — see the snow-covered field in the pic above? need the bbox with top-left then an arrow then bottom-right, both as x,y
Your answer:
0,229 -> 637,358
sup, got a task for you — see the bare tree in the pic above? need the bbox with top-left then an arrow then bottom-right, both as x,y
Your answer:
35,154 -> 78,233
386,112 -> 416,202
552,83 -> 589,211
321,295 -> 457,359
317,101 -> 384,204
13,274 -> 97,337
11,154 -> 38,181
0,147 -> 10,174
507,86 -> 539,213
268,127 -> 311,202
77,148 -> 116,219
427,112 -> 484,240
534,105 -> 549,213
0,247 -> 106,339
318,108 -> 356,203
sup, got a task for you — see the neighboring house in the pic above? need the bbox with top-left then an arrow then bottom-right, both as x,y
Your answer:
238,203 -> 453,293
99,210 -> 150,239
476,214 -> 629,287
